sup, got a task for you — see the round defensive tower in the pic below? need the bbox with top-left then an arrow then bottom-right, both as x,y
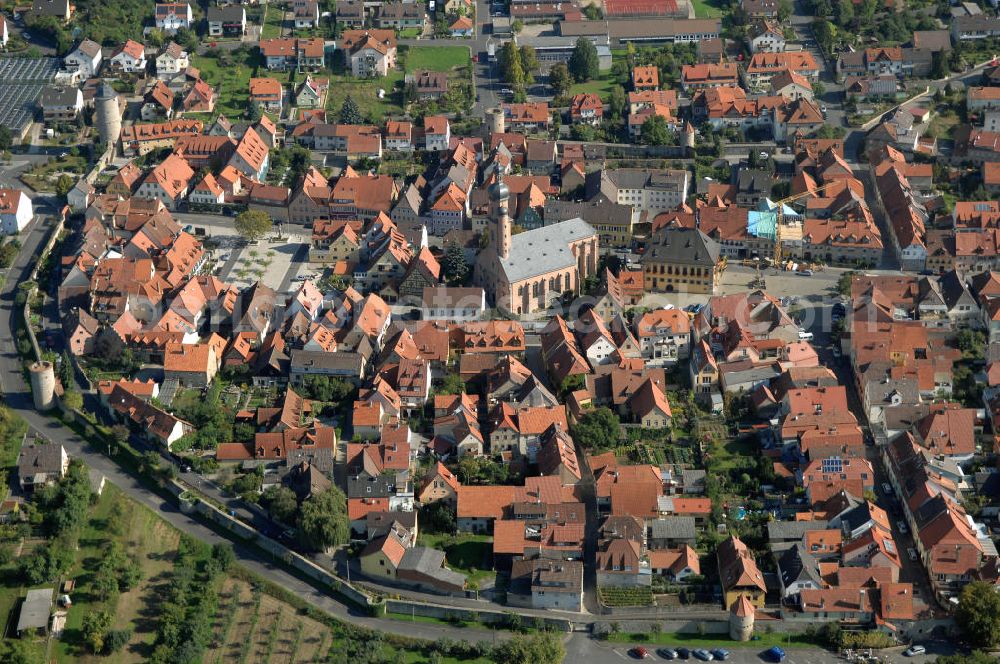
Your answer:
729,593 -> 756,642
95,82 -> 122,151
487,107 -> 505,135
29,361 -> 56,411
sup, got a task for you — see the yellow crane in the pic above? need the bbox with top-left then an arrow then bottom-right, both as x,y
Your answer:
750,181 -> 841,288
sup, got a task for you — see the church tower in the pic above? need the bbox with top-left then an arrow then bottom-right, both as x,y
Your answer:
489,170 -> 511,260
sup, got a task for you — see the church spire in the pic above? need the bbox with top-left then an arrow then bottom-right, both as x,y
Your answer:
489,167 -> 511,260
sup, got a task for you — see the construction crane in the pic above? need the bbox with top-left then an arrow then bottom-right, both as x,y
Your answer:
750,181 -> 841,288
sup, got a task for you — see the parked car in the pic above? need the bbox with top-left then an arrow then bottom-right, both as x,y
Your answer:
692,649 -> 714,661
882,483 -> 893,495
765,646 -> 786,662
630,647 -> 651,659
657,648 -> 677,660
798,269 -> 814,276
897,520 -> 908,534
908,547 -> 918,561
711,649 -> 730,661
676,648 -> 691,660
904,645 -> 926,656
798,330 -> 814,340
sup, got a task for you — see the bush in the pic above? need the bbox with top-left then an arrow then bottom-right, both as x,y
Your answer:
104,629 -> 133,654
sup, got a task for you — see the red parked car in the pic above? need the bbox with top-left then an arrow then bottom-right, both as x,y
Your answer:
629,647 -> 650,659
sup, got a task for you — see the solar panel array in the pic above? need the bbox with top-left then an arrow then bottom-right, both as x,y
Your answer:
0,57 -> 64,137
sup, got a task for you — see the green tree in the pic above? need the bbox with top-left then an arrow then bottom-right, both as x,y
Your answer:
140,451 -> 161,477
62,389 -> 83,411
500,40 -> 526,91
956,581 -> 1000,648
261,484 -> 299,523
778,0 -> 793,21
520,45 -> 539,84
490,633 -> 565,664
935,653 -> 997,664
234,209 -> 272,243
82,610 -> 114,654
608,85 -> 627,119
298,487 -> 349,551
441,242 -> 470,285
0,126 -> 12,152
931,50 -> 948,79
55,174 -> 74,198
812,19 -> 835,55
302,374 -> 355,402
339,95 -> 363,124
835,0 -> 854,27
511,18 -> 524,33
435,371 -> 466,396
103,629 -> 133,655
58,350 -> 73,388
211,542 -> 236,572
568,37 -> 600,83
640,114 -> 673,146
956,329 -> 986,360
110,424 -> 130,457
569,407 -> 621,450
548,62 -> 572,97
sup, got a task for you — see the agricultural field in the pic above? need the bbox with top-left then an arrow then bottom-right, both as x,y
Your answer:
203,579 -> 330,664
598,585 -> 654,607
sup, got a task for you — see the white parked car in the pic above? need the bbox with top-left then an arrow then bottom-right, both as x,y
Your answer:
798,330 -> 814,341
903,645 -> 926,657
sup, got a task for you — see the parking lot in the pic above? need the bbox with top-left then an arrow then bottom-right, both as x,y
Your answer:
565,638 -> 950,664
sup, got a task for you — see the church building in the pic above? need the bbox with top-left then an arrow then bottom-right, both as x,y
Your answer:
474,172 -> 599,316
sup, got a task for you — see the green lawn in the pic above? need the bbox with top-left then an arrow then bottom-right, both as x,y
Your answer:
606,631 -> 820,650
325,70 -> 406,121
416,532 -> 495,586
399,27 -> 423,38
568,75 -> 617,100
261,4 -> 286,38
691,0 -> 725,17
190,51 -> 262,119
711,437 -> 757,470
403,45 -> 470,73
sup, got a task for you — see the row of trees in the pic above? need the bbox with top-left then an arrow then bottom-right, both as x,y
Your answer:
144,538 -> 234,663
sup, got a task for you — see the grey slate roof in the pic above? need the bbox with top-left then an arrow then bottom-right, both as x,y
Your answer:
777,543 -> 823,590
38,85 -> 80,108
207,6 -> 246,21
545,197 -> 633,228
766,519 -> 830,543
646,516 -> 697,540
497,217 -> 596,283
347,471 -> 396,499
17,443 -> 64,479
398,546 -> 467,587
646,226 -> 720,266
